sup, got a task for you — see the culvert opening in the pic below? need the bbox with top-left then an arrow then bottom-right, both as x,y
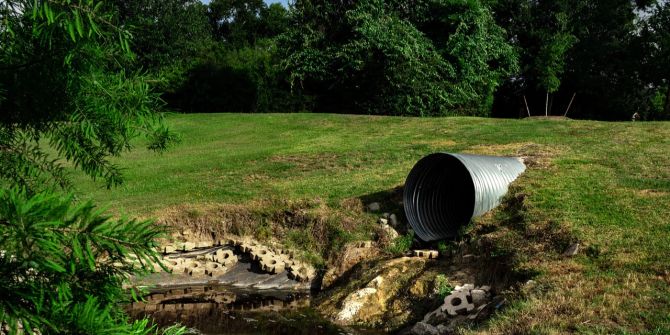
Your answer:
404,153 -> 526,242
404,153 -> 475,241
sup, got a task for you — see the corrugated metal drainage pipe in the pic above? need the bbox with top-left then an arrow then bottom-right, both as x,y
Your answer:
403,153 -> 526,242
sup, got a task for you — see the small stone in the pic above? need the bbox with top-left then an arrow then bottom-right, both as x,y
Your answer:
563,243 -> 580,257
381,224 -> 399,239
379,218 -> 389,225
381,212 -> 391,219
410,322 -> 439,335
389,214 -> 399,227
422,307 -> 448,325
471,289 -> 487,306
367,202 -> 381,212
479,285 -> 491,292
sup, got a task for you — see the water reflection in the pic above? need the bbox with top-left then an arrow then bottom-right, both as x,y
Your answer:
127,285 -> 366,335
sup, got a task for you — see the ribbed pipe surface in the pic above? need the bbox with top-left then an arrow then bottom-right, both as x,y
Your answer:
403,153 -> 526,241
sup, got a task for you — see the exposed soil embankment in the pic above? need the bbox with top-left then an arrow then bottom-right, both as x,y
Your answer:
139,143 -> 576,334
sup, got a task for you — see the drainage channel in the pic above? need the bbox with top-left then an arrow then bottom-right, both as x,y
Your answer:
126,284 -> 383,335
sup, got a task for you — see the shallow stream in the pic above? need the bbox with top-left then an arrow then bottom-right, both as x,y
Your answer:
127,284 -> 382,335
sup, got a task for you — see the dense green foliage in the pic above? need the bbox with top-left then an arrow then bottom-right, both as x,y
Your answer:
642,2 -> 670,119
278,0 -> 518,116
112,0 -> 212,71
1,1 -> 181,333
490,0 -> 670,120
0,188 -> 182,334
0,0 -> 177,191
113,0 -> 294,113
104,0 -> 669,119
208,0 -> 289,47
166,40 -> 305,113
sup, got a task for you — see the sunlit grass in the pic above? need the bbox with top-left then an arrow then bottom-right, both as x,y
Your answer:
72,113 -> 669,333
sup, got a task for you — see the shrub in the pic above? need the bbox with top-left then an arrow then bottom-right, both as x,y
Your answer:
0,188 -> 182,334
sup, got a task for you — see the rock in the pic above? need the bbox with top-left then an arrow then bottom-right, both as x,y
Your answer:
422,306 -> 449,325
563,242 -> 580,257
381,224 -> 399,240
325,257 -> 428,326
389,214 -> 399,228
470,289 -> 487,306
435,324 -> 450,334
322,241 -> 380,289
379,218 -> 389,225
409,279 -> 429,296
410,322 -> 439,335
367,202 -> 381,212
336,287 -> 378,322
381,212 -> 391,219
369,276 -> 384,289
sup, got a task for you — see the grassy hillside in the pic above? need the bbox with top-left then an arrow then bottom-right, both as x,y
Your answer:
72,114 -> 669,333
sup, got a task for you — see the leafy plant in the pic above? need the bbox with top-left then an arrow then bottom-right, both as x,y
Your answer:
0,1 -> 184,333
0,0 -> 178,192
434,274 -> 453,300
0,188 -> 183,334
386,231 -> 415,256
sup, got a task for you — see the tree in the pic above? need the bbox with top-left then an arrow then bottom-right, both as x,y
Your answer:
260,3 -> 290,38
0,188 -> 183,334
0,0 -> 178,192
278,0 -> 518,116
490,0 -> 660,120
208,0 -> 267,47
112,0 -> 213,70
641,2 -> 670,119
0,1 -> 181,333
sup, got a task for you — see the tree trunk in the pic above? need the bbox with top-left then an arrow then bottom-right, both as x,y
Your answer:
664,85 -> 670,118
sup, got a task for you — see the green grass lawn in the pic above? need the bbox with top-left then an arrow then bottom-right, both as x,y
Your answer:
72,113 -> 670,333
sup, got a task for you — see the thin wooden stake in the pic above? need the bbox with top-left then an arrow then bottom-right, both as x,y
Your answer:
545,92 -> 549,117
523,95 -> 531,117
563,93 -> 576,117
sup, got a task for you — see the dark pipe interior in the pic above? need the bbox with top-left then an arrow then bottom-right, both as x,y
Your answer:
404,153 -> 475,241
